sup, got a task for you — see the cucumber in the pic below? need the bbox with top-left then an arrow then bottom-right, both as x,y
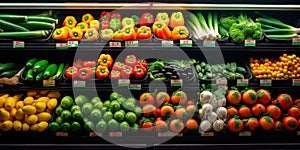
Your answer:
33,60 -> 49,73
18,21 -> 55,30
0,30 -> 50,39
49,63 -> 64,80
27,16 -> 58,24
0,14 -> 28,23
36,72 -> 44,81
26,58 -> 38,69
0,63 -> 18,72
0,18 -> 29,32
43,64 -> 58,79
25,69 -> 34,81
0,70 -> 19,78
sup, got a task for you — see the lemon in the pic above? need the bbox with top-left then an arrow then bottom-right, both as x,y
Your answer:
22,105 -> 36,115
13,120 -> 22,131
15,101 -> 24,109
30,123 -> 38,131
24,97 -> 34,105
15,108 -> 24,121
0,108 -> 10,121
37,112 -> 52,122
22,123 -> 30,131
1,120 -> 13,132
35,102 -> 46,113
26,115 -> 38,125
37,121 -> 48,132
47,98 -> 58,110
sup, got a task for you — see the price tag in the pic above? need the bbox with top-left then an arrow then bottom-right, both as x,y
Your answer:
73,80 -> 86,87
89,132 -> 102,137
13,41 -> 24,48
158,131 -> 183,137
43,80 -> 55,87
109,42 -> 121,47
239,131 -> 251,136
180,40 -> 192,47
201,132 -> 214,136
292,38 -> 300,45
109,132 -> 122,137
118,79 -> 130,87
56,43 -> 68,50
292,79 -> 300,86
237,79 -> 249,86
260,79 -> 272,86
55,132 -> 68,136
161,40 -> 173,47
128,84 -> 141,90
125,40 -> 138,47
244,39 -> 256,47
216,79 -> 227,85
67,41 -> 78,48
203,40 -> 216,47
170,79 -> 183,86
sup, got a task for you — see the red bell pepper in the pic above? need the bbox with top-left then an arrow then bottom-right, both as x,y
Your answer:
125,55 -> 137,67
73,59 -> 83,68
137,59 -> 148,68
110,70 -> 121,80
111,13 -> 121,20
83,61 -> 96,68
101,20 -> 110,30
133,64 -> 147,78
65,67 -> 78,79
121,65 -> 133,79
100,11 -> 110,21
140,12 -> 154,27
78,67 -> 93,80
112,61 -> 125,71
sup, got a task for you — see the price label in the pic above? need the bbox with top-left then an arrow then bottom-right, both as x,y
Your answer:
292,38 -> 300,45
89,132 -> 102,137
43,80 -> 55,87
73,80 -> 86,87
13,41 -> 24,48
170,79 -> 183,86
292,79 -> 300,86
201,132 -> 214,136
216,79 -> 227,85
244,39 -> 256,47
161,40 -> 173,47
180,40 -> 192,47
55,132 -> 68,137
109,42 -> 121,47
260,79 -> 272,86
129,84 -> 141,90
118,79 -> 130,87
56,43 -> 68,50
109,132 -> 122,137
239,131 -> 251,136
158,131 -> 183,137
203,40 -> 216,47
125,40 -> 138,47
67,41 -> 78,48
237,79 -> 249,86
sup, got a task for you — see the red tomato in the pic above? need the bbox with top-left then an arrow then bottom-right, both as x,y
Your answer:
251,103 -> 266,117
282,116 -> 298,131
266,105 -> 281,120
274,94 -> 293,110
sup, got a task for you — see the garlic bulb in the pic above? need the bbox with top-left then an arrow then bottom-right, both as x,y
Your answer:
213,119 -> 224,131
199,91 -> 213,106
199,120 -> 212,132
208,112 -> 217,123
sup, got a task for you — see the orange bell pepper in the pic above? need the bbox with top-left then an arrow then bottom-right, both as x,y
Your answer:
96,65 -> 109,79
90,20 -> 100,30
85,28 -> 99,40
136,26 -> 152,39
122,26 -> 136,41
53,28 -> 68,40
76,22 -> 89,33
171,26 -> 189,40
69,28 -> 83,40
82,13 -> 94,24
152,21 -> 171,39
62,16 -> 77,28
98,54 -> 113,67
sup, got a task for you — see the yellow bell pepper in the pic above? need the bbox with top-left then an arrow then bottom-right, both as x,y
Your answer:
63,16 -> 77,28
69,28 -> 83,40
76,22 -> 89,33
85,28 -> 99,40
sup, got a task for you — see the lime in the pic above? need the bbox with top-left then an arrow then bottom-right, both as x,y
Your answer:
114,111 -> 124,122
56,116 -> 64,124
91,97 -> 101,104
110,92 -> 120,101
120,121 -> 130,133
72,110 -> 83,121
127,97 -> 136,104
110,100 -> 121,113
61,122 -> 71,132
75,95 -> 88,106
89,109 -> 102,123
61,96 -> 73,109
84,121 -> 95,132
119,110 -> 126,116
103,111 -> 113,122
61,110 -> 71,121
94,102 -> 103,110
96,119 -> 107,133
81,103 -> 93,117
125,112 -> 137,124
107,119 -> 119,132
134,107 -> 142,118
131,123 -> 139,133
71,121 -> 81,132
55,105 -> 63,116
101,107 -> 108,114
71,105 -> 81,113
117,96 -> 126,104
49,122 -> 60,132
103,100 -> 111,108
123,101 -> 135,112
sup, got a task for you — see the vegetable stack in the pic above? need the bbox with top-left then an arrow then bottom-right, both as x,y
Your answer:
0,14 -> 57,39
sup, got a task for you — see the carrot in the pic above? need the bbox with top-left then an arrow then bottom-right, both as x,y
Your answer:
257,89 -> 271,105
227,90 -> 241,105
169,119 -> 184,133
275,94 -> 293,110
274,121 -> 284,131
174,108 -> 189,120
251,103 -> 266,117
288,106 -> 300,118
242,89 -> 257,105
227,117 -> 243,133
238,106 -> 251,119
171,90 -> 187,105
160,105 -> 174,120
282,116 -> 298,131
155,120 -> 168,132
259,116 -> 274,131
266,105 -> 281,120
186,119 -> 199,131
227,106 -> 238,116
156,92 -> 170,106
244,118 -> 259,131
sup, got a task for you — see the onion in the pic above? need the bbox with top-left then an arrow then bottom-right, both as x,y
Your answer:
216,107 -> 227,120
202,103 -> 213,117
199,91 -> 213,106
208,112 -> 217,123
213,119 -> 224,131
199,120 -> 212,132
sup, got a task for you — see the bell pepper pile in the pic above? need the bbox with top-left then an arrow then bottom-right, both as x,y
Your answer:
54,13 -> 100,41
111,54 -> 148,80
65,59 -> 97,80
96,54 -> 114,79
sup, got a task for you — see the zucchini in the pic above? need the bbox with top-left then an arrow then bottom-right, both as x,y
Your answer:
0,18 -> 29,32
0,63 -> 18,72
18,21 -> 55,30
35,72 -> 44,81
0,30 -> 50,39
26,58 -> 38,69
0,14 -> 28,23
49,63 -> 64,80
33,60 -> 49,73
25,69 -> 34,81
27,16 -> 58,24
43,64 -> 58,79
0,70 -> 19,78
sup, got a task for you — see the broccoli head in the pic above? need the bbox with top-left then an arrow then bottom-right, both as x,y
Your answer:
253,30 -> 263,39
220,16 -> 237,30
230,28 -> 245,43
242,25 -> 255,39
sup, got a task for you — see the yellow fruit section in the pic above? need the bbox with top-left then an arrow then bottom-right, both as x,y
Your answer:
22,105 -> 37,115
37,112 -> 52,122
47,98 -> 58,110
5,97 -> 16,111
15,101 -> 24,109
47,91 -> 61,99
15,109 -> 24,121
2,120 -> 13,132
